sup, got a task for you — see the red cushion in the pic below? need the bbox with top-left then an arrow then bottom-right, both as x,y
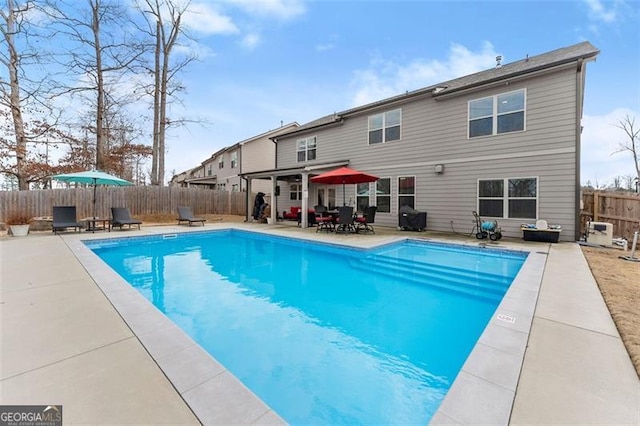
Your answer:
290,206 -> 301,215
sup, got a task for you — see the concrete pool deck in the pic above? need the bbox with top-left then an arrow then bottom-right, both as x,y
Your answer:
1,222 -> 638,425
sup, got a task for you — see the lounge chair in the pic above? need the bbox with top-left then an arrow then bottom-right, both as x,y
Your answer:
177,207 -> 206,226
355,206 -> 377,234
111,207 -> 142,230
52,206 -> 84,234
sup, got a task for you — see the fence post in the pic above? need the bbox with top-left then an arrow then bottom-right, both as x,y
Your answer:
593,191 -> 599,221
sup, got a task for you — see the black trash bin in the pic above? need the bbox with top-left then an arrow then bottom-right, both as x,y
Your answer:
398,205 -> 427,231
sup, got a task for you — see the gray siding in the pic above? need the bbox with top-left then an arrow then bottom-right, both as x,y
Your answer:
276,67 -> 579,240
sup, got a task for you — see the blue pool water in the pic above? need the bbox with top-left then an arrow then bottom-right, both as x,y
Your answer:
87,230 -> 527,425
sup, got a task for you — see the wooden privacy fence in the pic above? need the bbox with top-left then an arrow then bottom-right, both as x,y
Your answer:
0,187 -> 248,221
581,191 -> 640,242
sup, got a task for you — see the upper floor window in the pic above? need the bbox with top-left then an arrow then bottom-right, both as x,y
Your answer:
297,136 -> 317,162
469,89 -> 525,138
369,109 -> 401,145
207,166 -> 212,176
230,151 -> 238,168
478,177 -> 537,219
398,176 -> 415,209
218,156 -> 224,169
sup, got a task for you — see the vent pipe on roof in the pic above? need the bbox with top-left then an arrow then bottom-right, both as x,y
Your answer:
495,55 -> 502,68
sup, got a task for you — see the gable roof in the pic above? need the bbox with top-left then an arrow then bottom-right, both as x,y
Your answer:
273,41 -> 599,140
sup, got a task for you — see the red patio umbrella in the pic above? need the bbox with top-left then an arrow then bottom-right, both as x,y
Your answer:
310,166 -> 379,206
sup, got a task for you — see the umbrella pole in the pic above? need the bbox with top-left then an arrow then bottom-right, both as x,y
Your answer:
93,179 -> 97,219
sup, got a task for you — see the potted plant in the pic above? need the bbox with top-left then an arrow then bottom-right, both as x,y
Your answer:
5,211 -> 33,237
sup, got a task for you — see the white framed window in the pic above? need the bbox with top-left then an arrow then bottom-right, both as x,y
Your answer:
369,109 -> 401,145
230,151 -> 238,168
290,183 -> 302,200
231,183 -> 239,192
297,136 -> 317,162
218,156 -> 224,169
478,177 -> 537,219
207,166 -> 212,176
398,176 -> 415,209
217,182 -> 226,191
376,178 -> 391,213
469,89 -> 526,138
356,183 -> 370,212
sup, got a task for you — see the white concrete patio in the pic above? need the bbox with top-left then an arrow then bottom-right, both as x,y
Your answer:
1,223 -> 638,425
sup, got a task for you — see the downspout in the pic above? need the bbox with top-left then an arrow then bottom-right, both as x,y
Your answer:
575,58 -> 585,241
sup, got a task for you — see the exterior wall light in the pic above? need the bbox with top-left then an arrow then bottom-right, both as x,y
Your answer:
434,164 -> 445,174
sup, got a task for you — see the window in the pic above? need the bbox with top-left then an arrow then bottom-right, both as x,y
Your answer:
217,183 -> 226,191
469,89 -> 525,138
218,156 -> 224,169
478,177 -> 537,219
207,166 -> 212,176
231,184 -> 239,192
369,109 -> 401,144
290,183 -> 302,200
297,136 -> 317,162
398,176 -> 415,209
356,183 -> 370,212
376,178 -> 391,213
230,151 -> 238,168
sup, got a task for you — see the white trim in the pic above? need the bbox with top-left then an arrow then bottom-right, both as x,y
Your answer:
368,108 -> 402,145
468,88 -> 526,138
477,176 -> 539,220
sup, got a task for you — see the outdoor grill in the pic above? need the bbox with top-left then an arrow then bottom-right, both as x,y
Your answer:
398,205 -> 427,231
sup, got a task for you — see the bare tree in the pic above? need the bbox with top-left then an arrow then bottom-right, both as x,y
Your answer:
612,114 -> 640,185
0,0 -> 47,189
46,0 -> 146,171
136,0 -> 196,186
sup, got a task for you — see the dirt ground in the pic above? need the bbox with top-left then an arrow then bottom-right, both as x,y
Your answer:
581,246 -> 640,378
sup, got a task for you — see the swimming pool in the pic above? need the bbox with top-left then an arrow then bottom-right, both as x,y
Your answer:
87,230 -> 527,424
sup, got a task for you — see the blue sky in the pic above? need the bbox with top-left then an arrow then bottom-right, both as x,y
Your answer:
167,0 -> 639,187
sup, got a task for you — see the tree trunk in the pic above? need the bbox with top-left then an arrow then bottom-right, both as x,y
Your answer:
151,21 -> 161,185
92,0 -> 105,171
6,0 -> 28,190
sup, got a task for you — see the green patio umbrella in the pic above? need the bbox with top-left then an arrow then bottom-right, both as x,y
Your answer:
51,170 -> 134,218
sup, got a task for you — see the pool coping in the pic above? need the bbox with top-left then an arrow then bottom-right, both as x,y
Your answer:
63,224 -> 545,425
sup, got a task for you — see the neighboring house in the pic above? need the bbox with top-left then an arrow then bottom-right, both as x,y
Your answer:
243,41 -> 599,241
169,123 -> 299,197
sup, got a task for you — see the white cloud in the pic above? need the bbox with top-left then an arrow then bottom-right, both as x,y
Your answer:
241,32 -> 261,49
581,108 -> 639,186
584,0 -> 618,23
224,0 -> 306,20
315,43 -> 336,52
184,3 -> 239,35
349,42 -> 499,107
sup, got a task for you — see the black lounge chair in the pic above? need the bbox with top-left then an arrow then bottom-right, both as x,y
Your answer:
177,207 -> 206,226
111,207 -> 142,230
355,206 -> 377,234
52,206 -> 84,234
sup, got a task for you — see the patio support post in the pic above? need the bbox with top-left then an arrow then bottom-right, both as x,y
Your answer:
245,178 -> 252,222
301,172 -> 309,228
270,176 -> 277,224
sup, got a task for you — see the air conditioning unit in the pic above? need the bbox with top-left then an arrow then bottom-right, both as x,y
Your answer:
587,222 -> 613,246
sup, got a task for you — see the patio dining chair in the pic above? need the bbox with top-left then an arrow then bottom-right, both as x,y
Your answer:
355,206 -> 377,234
111,207 -> 142,230
335,206 -> 355,234
52,206 -> 84,234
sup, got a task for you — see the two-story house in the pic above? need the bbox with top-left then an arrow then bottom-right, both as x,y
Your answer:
170,122 -> 299,197
243,41 -> 599,241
